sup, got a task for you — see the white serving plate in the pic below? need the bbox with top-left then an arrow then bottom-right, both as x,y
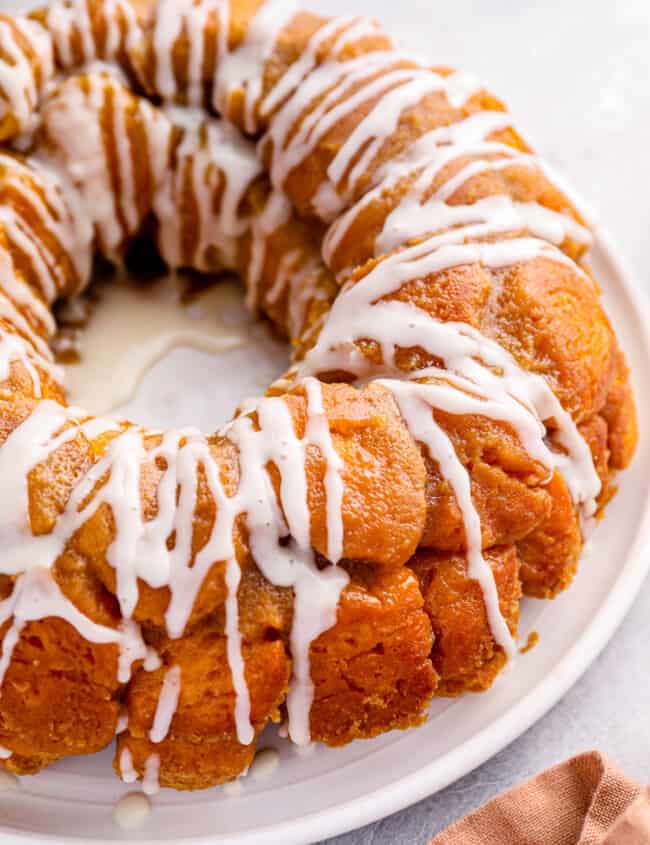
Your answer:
0,227 -> 649,845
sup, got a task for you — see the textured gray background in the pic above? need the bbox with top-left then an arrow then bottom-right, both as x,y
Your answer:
308,0 -> 650,843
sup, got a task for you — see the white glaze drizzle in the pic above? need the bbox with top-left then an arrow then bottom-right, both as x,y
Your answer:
149,665 -> 181,743
265,250 -> 326,339
214,0 -> 298,133
142,753 -> 160,795
245,189 -> 291,310
155,109 -> 262,271
46,0 -> 93,67
266,51 -> 418,191
249,746 -> 279,780
118,746 -> 138,783
113,792 -> 152,830
383,379 -> 517,656
260,16 -> 372,118
0,151 -> 93,312
0,16 -> 53,137
45,0 -> 142,71
0,330 -> 56,397
323,110 -> 591,269
377,194 -> 591,259
18,154 -> 93,290
0,378 -> 346,747
225,385 -> 348,745
102,0 -> 142,61
303,376 -> 344,563
299,236 -> 600,516
0,404 -> 166,688
297,236 -> 600,652
0,566 -> 122,691
263,41 -> 482,215
116,709 -> 129,734
152,0 -> 212,103
41,70 -> 172,257
150,0 -> 297,133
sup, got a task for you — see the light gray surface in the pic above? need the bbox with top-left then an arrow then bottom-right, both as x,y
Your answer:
314,0 -> 650,842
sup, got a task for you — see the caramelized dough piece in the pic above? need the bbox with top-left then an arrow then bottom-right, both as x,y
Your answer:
117,561 -> 292,789
0,564 -> 121,773
118,563 -> 438,787
309,564 -> 436,746
410,546 -> 521,696
599,345 -> 638,471
335,254 -> 616,427
0,14 -> 52,142
516,471 -> 582,599
40,71 -> 172,258
51,382 -> 427,634
117,612 -> 290,789
419,409 -> 552,551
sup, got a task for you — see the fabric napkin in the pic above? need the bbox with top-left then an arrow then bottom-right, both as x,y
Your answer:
431,751 -> 650,844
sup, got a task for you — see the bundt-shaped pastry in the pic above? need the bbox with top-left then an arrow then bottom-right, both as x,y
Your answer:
0,0 -> 637,792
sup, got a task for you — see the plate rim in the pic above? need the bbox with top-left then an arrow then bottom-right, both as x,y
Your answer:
2,225 -> 650,845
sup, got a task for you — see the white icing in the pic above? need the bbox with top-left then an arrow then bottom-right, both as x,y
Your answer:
324,70 -> 451,211
149,665 -> 181,743
377,194 -> 591,259
42,75 -> 122,252
155,113 -> 262,271
226,388 -> 349,745
116,709 -> 129,734
266,51 -> 418,191
151,0 -> 296,132
297,234 -> 600,650
261,16 -> 365,117
142,753 -> 160,795
383,379 -> 516,657
0,16 -> 53,137
0,324 -> 50,397
46,0 -> 93,67
245,189 -> 292,310
323,110 -> 592,269
263,30 -> 486,221
45,0 -> 141,69
294,739 -> 315,757
0,744 -> 11,759
0,567 -> 122,691
215,0 -> 298,133
151,0 -> 186,101
102,0 -> 141,61
113,791 -> 152,830
302,237 -> 600,509
0,285 -> 54,361
265,251 -> 326,340
20,154 -> 93,291
224,554 -> 253,746
118,747 -> 138,784
303,377 -> 344,563
41,72 -> 172,258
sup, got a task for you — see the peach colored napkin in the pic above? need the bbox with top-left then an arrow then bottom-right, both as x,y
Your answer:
431,752 -> 650,844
